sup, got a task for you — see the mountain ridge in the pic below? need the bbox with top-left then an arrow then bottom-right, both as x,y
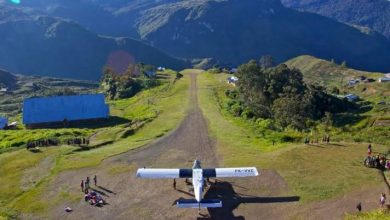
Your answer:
281,0 -> 390,39
0,6 -> 187,80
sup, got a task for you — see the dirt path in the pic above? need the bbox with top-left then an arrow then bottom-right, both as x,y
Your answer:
44,71 -> 385,220
47,72 -> 225,220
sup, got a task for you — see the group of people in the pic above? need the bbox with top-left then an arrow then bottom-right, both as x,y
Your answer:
356,193 -> 387,212
172,178 -> 213,190
81,175 -> 97,193
304,135 -> 330,145
80,175 -> 105,206
26,137 -> 90,151
67,138 -> 89,146
364,144 -> 390,169
26,138 -> 59,149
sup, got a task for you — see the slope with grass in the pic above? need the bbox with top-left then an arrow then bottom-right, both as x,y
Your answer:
0,71 -> 189,218
197,71 -> 389,218
285,55 -> 390,146
285,55 -> 385,88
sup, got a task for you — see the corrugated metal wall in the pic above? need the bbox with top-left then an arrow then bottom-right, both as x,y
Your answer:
0,117 -> 7,129
23,94 -> 109,125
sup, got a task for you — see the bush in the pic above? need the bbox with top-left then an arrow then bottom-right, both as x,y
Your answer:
223,99 -> 237,110
230,103 -> 243,116
256,118 -> 275,131
241,107 -> 255,119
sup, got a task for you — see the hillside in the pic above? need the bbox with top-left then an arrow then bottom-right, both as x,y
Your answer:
285,55 -> 390,129
0,71 -> 98,117
0,69 -> 16,89
134,0 -> 390,72
0,0 -> 180,37
0,6 -> 187,80
284,55 -> 385,88
281,0 -> 390,39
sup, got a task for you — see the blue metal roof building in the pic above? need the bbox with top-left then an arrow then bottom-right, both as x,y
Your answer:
0,117 -> 7,129
23,94 -> 109,126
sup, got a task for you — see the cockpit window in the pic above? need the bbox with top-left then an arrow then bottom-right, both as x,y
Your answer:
193,160 -> 201,169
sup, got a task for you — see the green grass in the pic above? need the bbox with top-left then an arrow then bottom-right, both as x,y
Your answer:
198,72 -> 302,152
0,74 -> 190,217
345,209 -> 390,220
197,72 -> 388,202
285,55 -> 384,89
285,55 -> 390,146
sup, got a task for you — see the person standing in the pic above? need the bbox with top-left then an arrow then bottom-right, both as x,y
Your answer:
93,175 -> 97,186
81,180 -> 84,192
85,177 -> 90,189
356,202 -> 362,212
380,193 -> 386,208
368,144 -> 372,156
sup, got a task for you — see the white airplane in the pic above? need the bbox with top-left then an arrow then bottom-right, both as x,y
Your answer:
136,160 -> 259,209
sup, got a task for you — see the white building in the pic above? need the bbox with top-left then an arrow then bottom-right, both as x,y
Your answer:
378,77 -> 390,83
227,76 -> 238,85
345,94 -> 359,102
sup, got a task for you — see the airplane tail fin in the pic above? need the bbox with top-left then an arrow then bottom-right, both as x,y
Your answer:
176,199 -> 222,208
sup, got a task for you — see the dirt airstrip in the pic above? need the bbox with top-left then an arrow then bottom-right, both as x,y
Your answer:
42,72 -> 386,220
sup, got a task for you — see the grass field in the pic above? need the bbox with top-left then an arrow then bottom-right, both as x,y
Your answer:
0,73 -> 190,218
197,72 -> 389,202
346,209 -> 390,220
285,55 -> 385,89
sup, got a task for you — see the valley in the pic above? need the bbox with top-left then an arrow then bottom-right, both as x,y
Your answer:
0,66 -> 389,219
0,0 -> 390,219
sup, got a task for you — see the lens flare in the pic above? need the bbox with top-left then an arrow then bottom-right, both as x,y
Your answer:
10,0 -> 21,4
105,50 -> 135,74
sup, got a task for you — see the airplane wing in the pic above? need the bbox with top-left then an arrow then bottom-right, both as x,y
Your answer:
203,167 -> 259,178
136,168 -> 192,179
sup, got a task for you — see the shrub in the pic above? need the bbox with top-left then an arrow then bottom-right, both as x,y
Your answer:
230,103 -> 243,116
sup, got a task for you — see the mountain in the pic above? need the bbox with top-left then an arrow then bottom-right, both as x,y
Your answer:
281,0 -> 390,39
0,69 -> 17,89
0,6 -> 187,80
134,0 -> 390,72
2,0 -> 390,73
0,0 -> 180,38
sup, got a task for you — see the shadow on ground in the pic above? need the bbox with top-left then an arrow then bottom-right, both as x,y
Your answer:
197,180 -> 300,220
26,116 -> 131,129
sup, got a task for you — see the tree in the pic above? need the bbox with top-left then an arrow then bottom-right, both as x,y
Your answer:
323,112 -> 333,132
124,64 -> 141,78
101,67 -> 118,99
259,55 -> 274,68
230,60 -> 352,129
272,95 -> 308,129
235,60 -> 271,118
331,86 -> 340,94
341,60 -> 347,68
101,66 -> 142,100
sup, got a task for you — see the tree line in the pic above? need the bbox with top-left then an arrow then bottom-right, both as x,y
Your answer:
100,63 -> 159,100
225,59 -> 353,129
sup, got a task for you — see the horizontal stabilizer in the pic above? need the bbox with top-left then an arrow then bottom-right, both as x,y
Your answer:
177,199 -> 222,208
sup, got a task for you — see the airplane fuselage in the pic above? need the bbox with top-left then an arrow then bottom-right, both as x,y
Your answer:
192,168 -> 203,202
